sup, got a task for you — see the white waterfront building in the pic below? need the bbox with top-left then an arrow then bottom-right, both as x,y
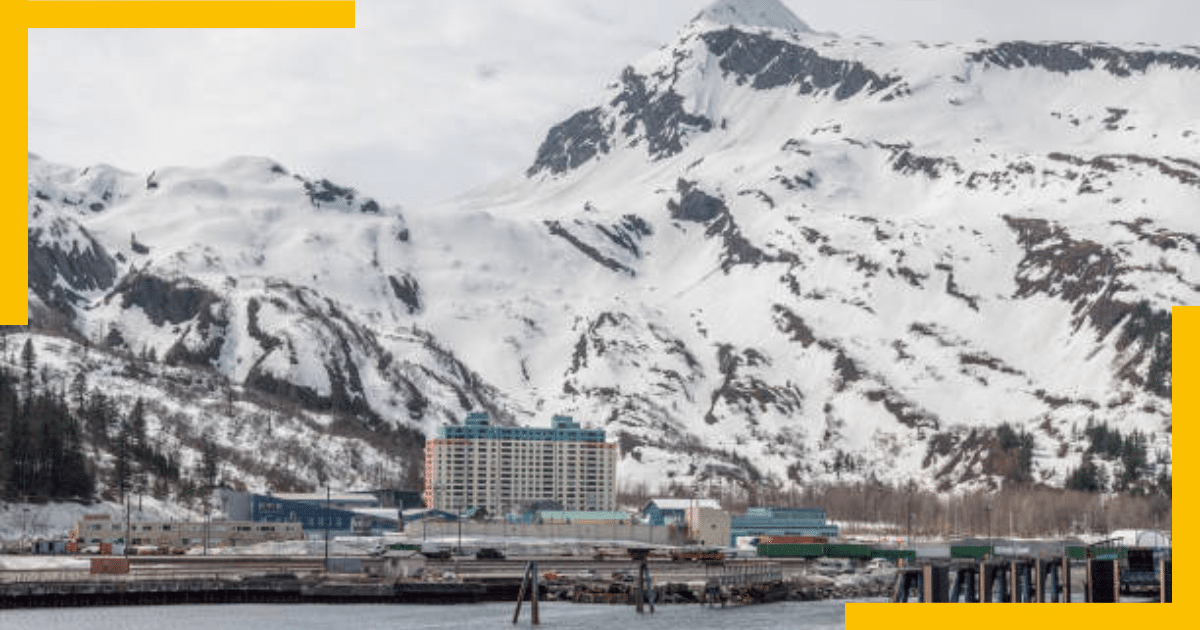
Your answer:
424,413 -> 617,515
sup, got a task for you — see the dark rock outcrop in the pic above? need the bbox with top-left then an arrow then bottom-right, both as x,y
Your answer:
527,108 -> 612,176
388,272 -> 423,314
610,67 -> 714,160
669,179 -> 727,222
970,42 -> 1200,76
28,218 -> 117,317
113,273 -> 224,327
701,28 -> 902,99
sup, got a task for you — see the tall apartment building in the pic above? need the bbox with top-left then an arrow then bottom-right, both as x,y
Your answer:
424,413 -> 617,515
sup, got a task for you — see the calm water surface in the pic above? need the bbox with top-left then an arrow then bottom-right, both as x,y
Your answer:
6,600 -> 882,629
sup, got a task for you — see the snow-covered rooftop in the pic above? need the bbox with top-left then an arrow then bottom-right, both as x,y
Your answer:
646,498 -> 723,511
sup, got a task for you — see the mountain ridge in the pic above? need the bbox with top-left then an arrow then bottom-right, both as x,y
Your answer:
17,10 -> 1188,504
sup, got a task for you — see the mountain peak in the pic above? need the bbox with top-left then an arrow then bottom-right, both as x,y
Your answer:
693,0 -> 814,33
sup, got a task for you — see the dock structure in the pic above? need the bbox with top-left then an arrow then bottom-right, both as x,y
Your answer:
892,552 -> 1171,603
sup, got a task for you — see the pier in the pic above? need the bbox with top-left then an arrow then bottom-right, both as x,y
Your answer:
1,553 -> 811,610
891,554 -> 1171,603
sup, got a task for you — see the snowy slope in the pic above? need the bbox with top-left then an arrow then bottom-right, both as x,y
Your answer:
20,1 -> 1189,502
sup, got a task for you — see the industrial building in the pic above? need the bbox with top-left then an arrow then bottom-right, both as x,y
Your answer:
730,507 -> 839,546
424,413 -> 617,515
535,511 -> 631,524
220,490 -> 404,537
641,498 -> 722,526
686,506 -> 731,547
73,514 -> 303,548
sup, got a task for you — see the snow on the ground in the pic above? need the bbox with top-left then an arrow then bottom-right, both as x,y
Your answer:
0,499 -> 200,544
0,556 -> 91,571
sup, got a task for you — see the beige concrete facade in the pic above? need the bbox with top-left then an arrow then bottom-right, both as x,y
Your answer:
686,507 -> 732,547
74,515 -> 303,547
424,438 -> 617,514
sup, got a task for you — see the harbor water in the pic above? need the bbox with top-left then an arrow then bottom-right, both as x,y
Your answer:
3,599 -> 881,629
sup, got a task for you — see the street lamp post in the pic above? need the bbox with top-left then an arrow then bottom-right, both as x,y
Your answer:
906,495 -> 912,545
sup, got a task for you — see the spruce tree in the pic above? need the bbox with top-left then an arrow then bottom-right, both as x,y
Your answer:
111,418 -> 132,503
70,372 -> 87,416
20,339 -> 35,414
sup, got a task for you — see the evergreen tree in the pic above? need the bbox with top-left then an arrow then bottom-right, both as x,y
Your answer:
1118,430 -> 1148,490
111,418 -> 132,503
200,437 -> 219,490
20,339 -> 35,413
1066,453 -> 1106,493
0,370 -> 15,495
129,398 -> 147,451
70,372 -> 87,416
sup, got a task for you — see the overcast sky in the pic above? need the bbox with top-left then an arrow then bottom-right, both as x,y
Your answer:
28,0 -> 1198,208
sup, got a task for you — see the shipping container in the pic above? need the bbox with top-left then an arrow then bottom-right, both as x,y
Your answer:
90,558 -> 130,574
872,549 -> 916,563
756,543 -> 824,558
758,535 -> 828,545
824,544 -> 872,558
98,542 -> 112,556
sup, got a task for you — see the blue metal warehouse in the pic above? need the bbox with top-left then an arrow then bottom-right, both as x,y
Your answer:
730,507 -> 839,546
248,494 -> 402,537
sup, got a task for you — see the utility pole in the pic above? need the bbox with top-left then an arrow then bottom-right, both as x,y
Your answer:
125,498 -> 131,557
906,495 -> 912,545
203,485 -> 209,556
986,504 -> 992,557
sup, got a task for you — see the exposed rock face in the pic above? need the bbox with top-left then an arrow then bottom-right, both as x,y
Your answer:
669,179 -> 727,223
28,216 -> 117,316
527,108 -> 611,177
387,272 -> 422,314
113,273 -> 223,327
701,28 -> 901,98
610,67 -> 714,160
970,42 -> 1200,76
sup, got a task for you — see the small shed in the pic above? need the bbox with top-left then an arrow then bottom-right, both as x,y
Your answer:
642,498 -> 721,527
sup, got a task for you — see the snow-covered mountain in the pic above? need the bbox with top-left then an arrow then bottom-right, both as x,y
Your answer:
21,0 -> 1190,499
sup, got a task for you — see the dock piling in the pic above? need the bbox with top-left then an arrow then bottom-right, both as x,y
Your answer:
513,561 -> 539,625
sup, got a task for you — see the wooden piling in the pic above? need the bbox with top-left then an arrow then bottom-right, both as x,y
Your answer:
513,561 -> 539,625
1009,560 -> 1019,603
1113,559 -> 1120,604
531,563 -> 539,625
979,562 -> 994,603
635,559 -> 644,614
513,563 -> 527,624
1034,558 -> 1044,603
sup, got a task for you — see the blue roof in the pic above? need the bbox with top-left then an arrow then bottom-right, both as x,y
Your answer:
438,413 -> 606,442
